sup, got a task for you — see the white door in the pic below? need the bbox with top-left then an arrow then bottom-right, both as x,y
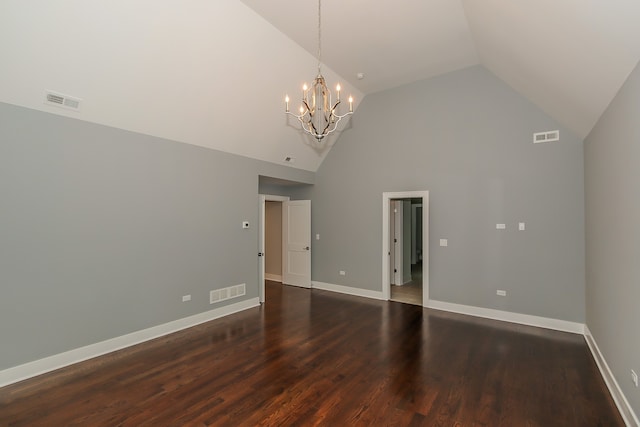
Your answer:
258,195 -> 266,302
282,200 -> 311,288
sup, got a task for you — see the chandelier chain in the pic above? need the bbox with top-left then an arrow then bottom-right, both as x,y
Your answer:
317,0 -> 322,75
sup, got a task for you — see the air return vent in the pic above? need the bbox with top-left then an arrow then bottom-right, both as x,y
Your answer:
533,130 -> 559,144
44,90 -> 82,111
210,283 -> 246,304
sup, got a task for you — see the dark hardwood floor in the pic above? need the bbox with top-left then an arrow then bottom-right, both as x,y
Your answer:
0,282 -> 623,426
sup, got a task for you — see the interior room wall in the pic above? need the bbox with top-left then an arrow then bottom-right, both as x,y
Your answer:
585,60 -> 640,418
0,102 -> 313,372
306,65 -> 586,323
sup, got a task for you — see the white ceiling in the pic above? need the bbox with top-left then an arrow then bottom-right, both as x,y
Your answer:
2,1 -> 640,172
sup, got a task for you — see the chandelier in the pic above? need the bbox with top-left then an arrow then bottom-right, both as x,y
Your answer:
285,0 -> 353,142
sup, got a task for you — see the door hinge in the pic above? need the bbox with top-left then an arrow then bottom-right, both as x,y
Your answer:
258,252 -> 264,257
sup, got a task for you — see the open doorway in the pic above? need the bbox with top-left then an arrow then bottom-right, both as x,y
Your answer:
389,198 -> 423,305
259,195 -> 289,302
264,200 -> 284,283
258,195 -> 312,302
382,191 -> 429,307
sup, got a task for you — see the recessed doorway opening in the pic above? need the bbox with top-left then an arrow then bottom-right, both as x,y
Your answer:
382,191 -> 429,307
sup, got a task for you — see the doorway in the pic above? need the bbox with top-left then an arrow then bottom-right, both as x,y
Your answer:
390,198 -> 423,305
382,191 -> 429,307
264,200 -> 284,283
259,195 -> 289,302
259,195 -> 312,303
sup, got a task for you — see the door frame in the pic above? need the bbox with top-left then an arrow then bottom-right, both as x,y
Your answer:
259,194 -> 290,303
382,191 -> 429,306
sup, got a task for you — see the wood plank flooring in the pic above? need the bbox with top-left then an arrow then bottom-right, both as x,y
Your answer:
0,282 -> 624,426
391,263 -> 423,306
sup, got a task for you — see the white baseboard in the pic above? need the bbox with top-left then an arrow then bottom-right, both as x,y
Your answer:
426,299 -> 585,334
265,273 -> 282,282
0,297 -> 260,388
585,326 -> 639,427
311,281 -> 385,300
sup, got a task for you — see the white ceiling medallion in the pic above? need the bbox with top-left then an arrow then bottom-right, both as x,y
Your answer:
284,0 -> 353,142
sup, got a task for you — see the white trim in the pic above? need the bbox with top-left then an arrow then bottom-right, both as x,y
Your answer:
584,326 -> 639,427
0,297 -> 260,388
262,195 -> 290,202
426,299 -> 585,334
265,273 -> 282,282
311,281 -> 385,301
382,191 -> 429,305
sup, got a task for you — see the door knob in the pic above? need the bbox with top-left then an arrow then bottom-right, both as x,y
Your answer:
304,246 -> 310,250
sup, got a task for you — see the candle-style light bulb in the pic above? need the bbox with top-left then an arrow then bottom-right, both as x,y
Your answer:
348,96 -> 353,113
285,95 -> 290,112
336,84 -> 341,101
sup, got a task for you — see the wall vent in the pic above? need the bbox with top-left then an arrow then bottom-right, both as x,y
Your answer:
210,283 -> 246,304
44,90 -> 82,111
533,130 -> 559,144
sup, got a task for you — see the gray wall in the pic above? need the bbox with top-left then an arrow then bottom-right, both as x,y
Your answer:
307,66 -> 586,322
585,60 -> 640,416
0,102 -> 313,371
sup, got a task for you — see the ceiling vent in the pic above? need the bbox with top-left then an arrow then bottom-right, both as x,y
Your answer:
44,90 -> 82,111
533,130 -> 559,144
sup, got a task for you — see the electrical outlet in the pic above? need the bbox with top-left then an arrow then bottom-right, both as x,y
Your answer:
182,294 -> 191,302
496,290 -> 507,296
632,370 -> 638,387
339,271 -> 346,276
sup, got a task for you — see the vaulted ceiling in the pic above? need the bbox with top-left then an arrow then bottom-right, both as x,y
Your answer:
2,1 -> 640,172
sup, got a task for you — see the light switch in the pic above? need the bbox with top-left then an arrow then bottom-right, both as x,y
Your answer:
519,222 -> 525,231
440,239 -> 448,247
316,234 -> 320,240
496,224 -> 506,230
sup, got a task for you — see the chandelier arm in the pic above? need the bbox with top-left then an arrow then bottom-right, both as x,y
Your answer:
333,111 -> 354,120
286,111 -> 305,120
307,119 -> 320,136
321,118 -> 333,136
301,100 -> 311,113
